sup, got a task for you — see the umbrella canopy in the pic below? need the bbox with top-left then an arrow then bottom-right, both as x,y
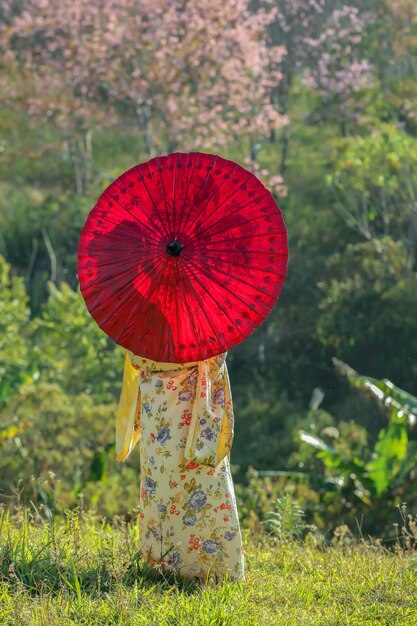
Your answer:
77,152 -> 288,362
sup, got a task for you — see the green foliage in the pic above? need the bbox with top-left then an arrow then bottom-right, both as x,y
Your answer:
0,256 -> 32,405
300,361 -> 417,506
329,125 -> 417,200
263,493 -> 315,542
322,128 -> 417,392
31,282 -> 124,402
368,420 -> 408,496
327,125 -> 417,272
335,359 -> 417,498
0,184 -> 94,312
0,381 -> 140,517
232,382 -> 304,476
317,239 -> 417,391
0,271 -> 131,517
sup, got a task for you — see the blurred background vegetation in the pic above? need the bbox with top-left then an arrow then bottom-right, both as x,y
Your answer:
1,0 -> 417,542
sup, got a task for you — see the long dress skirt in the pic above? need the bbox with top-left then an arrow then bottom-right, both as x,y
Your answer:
117,351 -> 245,582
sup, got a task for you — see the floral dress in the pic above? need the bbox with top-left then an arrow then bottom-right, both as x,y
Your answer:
116,350 -> 245,582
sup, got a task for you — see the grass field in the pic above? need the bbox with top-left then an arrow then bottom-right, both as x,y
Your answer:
1,508 -> 416,626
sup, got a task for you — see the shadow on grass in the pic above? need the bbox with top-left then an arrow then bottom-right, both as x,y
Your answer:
1,551 -> 204,598
0,536 -> 204,598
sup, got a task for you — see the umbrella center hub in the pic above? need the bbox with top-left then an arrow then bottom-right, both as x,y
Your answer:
166,241 -> 184,257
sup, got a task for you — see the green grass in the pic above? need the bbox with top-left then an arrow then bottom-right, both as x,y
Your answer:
1,509 -> 416,625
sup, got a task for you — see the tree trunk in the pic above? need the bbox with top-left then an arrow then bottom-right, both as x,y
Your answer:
68,130 -> 94,195
280,124 -> 290,177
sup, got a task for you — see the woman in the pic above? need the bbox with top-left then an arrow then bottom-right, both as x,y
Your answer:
78,152 -> 287,582
116,348 -> 245,583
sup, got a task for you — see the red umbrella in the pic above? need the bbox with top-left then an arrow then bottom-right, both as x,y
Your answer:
78,152 -> 288,363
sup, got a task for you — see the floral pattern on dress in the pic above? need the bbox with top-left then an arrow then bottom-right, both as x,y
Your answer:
124,351 -> 245,582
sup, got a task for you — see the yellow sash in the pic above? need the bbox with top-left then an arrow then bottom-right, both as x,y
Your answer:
116,351 -> 234,468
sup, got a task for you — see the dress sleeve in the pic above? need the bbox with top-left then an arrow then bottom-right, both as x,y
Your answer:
115,350 -> 142,461
184,359 -> 234,468
215,362 -> 234,466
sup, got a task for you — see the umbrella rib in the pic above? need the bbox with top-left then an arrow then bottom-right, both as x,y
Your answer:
78,254 -> 124,267
113,185 -> 164,243
181,158 -> 238,234
172,155 -> 178,240
172,259 -> 182,362
181,200 -> 283,247
88,254 -> 167,315
90,226 -> 161,246
118,261 -> 169,351
86,212 -> 150,237
83,252 -> 164,288
185,256 -> 272,318
185,255 -> 280,303
184,260 -> 249,343
102,191 -> 163,245
156,155 -> 172,235
176,153 -> 197,238
181,259 -> 230,348
183,165 -> 271,236
159,259 -> 175,363
135,167 -> 171,240
196,203 -> 282,242
86,236 -> 161,252
133,254 -> 168,295
84,245 -> 159,257
105,284 -> 142,342
82,262 -> 148,290
193,247 -> 288,257
203,229 -> 287,244
180,170 -> 242,235
179,154 -> 219,237
144,249 -> 179,312
155,259 -> 175,362
97,253 -> 170,345
180,267 -> 206,355
90,280 -> 137,330
80,265 -> 139,293
193,253 -> 287,276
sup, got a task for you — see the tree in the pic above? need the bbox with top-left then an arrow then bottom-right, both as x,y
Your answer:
260,0 -> 372,173
0,0 -> 288,194
361,0 -> 417,135
0,1 -> 117,193
301,4 -> 372,133
328,125 -> 417,275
